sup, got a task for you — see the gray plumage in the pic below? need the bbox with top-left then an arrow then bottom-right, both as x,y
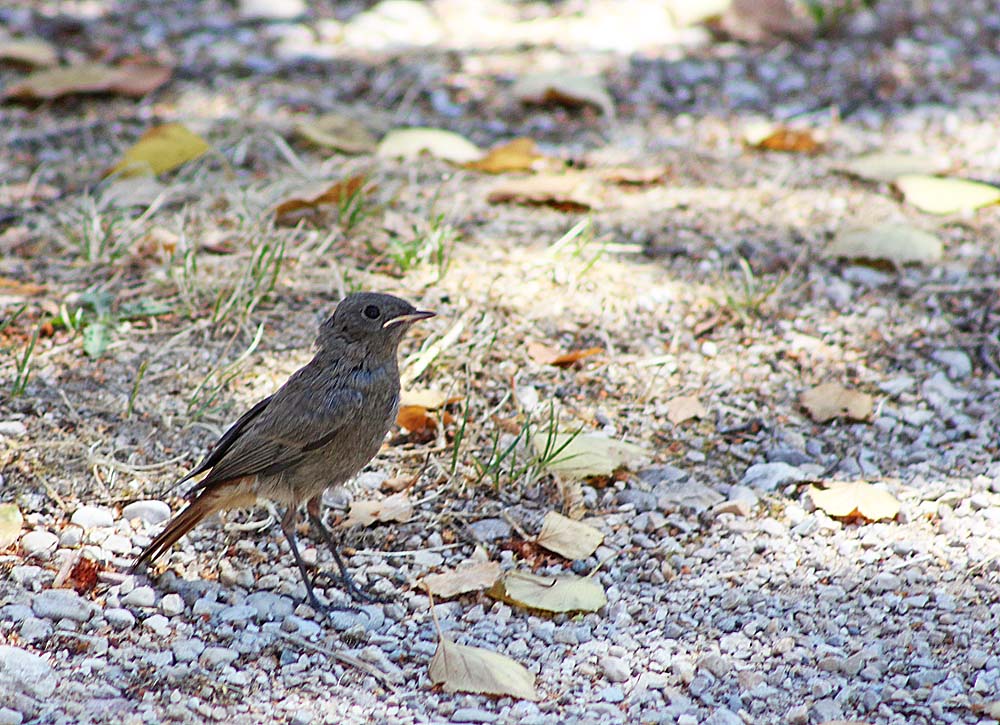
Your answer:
130,292 -> 434,605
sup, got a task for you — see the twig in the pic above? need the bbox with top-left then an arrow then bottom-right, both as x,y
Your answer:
274,631 -> 397,688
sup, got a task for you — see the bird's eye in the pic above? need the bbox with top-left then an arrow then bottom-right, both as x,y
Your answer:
363,305 -> 380,320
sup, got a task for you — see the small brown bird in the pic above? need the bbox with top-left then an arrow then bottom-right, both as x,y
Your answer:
130,292 -> 434,607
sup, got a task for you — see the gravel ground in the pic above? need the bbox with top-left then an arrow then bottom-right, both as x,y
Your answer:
3,1 -> 1000,724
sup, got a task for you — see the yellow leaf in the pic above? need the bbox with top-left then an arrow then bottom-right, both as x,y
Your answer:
895,175 -> 1000,215
666,395 -> 707,425
273,175 -> 370,225
487,172 -> 601,212
4,62 -> 171,100
532,432 -> 648,478
808,481 -> 900,522
0,38 -> 58,67
295,113 -> 376,154
511,72 -> 615,117
342,492 -> 413,527
839,152 -> 951,183
488,570 -> 607,613
800,383 -> 873,423
376,127 -> 482,164
107,124 -> 210,178
0,503 -> 23,549
422,561 -> 501,598
826,224 -> 942,267
535,511 -> 603,560
429,637 -> 538,700
464,138 -> 545,174
400,388 -> 452,410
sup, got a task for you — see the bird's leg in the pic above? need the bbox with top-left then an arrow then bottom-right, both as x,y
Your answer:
306,495 -> 390,604
277,505 -> 348,612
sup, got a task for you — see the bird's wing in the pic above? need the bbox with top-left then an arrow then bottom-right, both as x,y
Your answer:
179,394 -> 275,485
184,385 -> 364,496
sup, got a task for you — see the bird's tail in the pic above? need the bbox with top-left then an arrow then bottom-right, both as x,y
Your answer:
129,483 -> 254,574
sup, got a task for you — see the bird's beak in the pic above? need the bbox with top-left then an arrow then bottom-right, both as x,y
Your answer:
383,309 -> 435,328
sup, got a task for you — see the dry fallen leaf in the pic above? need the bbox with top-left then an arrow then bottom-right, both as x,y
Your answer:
526,342 -> 602,367
535,511 -> 604,560
838,151 -> 951,183
464,138 -> 546,174
342,491 -> 413,527
825,224 -> 942,268
808,481 -> 900,521
4,62 -> 171,100
376,127 -> 482,164
666,395 -> 707,425
894,174 -> 1000,215
718,0 -> 816,44
0,503 -> 23,549
971,702 -> 1000,719
744,122 -> 821,154
0,182 -> 60,206
400,388 -> 452,410
396,405 -> 436,435
511,72 -> 615,117
488,172 -> 601,212
295,113 -> 376,154
532,432 -> 649,478
106,123 -> 210,178
274,175 -> 370,225
599,166 -> 668,186
800,383 -> 874,423
0,38 -> 58,68
429,637 -> 539,700
489,570 -> 607,613
0,277 -> 45,297
422,561 -> 501,598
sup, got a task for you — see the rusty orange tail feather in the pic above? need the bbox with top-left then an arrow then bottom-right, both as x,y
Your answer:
129,484 -> 254,573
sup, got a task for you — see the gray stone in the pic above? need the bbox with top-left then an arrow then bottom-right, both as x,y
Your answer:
0,421 -> 27,437
640,465 -> 688,485
600,655 -> 631,683
219,604 -> 257,624
741,462 -> 808,491
18,616 -> 52,644
246,591 -> 294,621
703,708 -> 742,725
32,588 -> 96,622
122,586 -> 157,608
121,500 -> 171,525
104,608 -> 135,629
931,349 -> 972,380
143,614 -> 171,636
616,488 -> 658,512
657,481 -> 723,513
172,638 -> 206,663
20,530 -> 58,556
0,645 -> 57,697
58,527 -> 83,548
468,518 -> 511,542
200,646 -> 239,669
766,448 -> 812,466
810,698 -> 842,722
0,707 -> 22,725
70,505 -> 115,529
596,685 -> 625,703
450,708 -> 498,723
101,534 -> 133,555
159,593 -> 184,617
0,605 -> 32,623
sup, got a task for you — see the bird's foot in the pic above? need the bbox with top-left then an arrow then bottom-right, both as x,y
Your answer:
310,570 -> 394,605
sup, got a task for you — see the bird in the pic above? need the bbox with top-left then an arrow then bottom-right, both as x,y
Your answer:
129,292 -> 435,607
